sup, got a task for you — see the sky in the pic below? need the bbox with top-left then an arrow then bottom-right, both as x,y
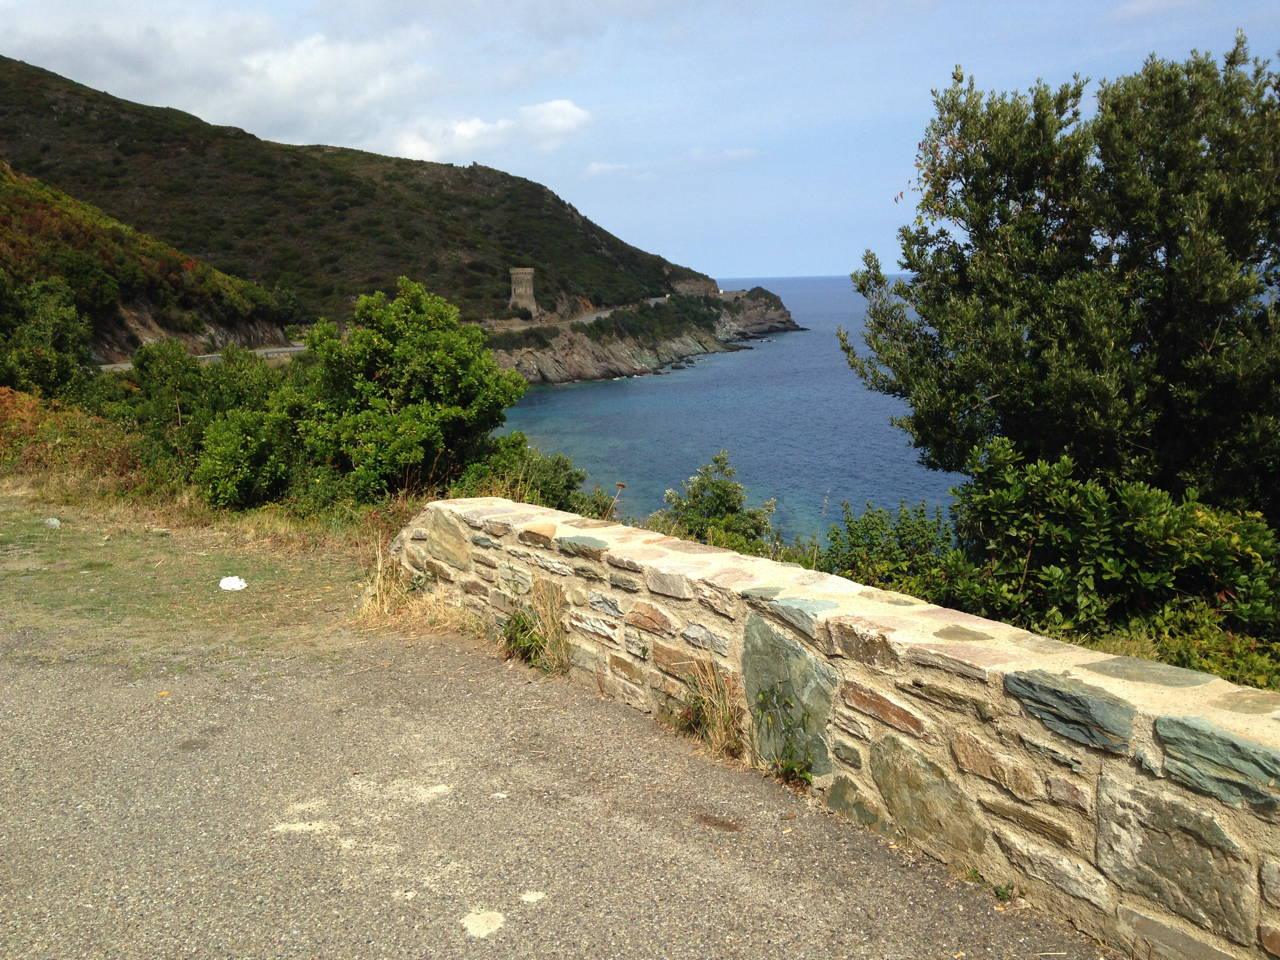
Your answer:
3,1 -> 1278,277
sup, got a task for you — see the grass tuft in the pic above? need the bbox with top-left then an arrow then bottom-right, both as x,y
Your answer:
499,580 -> 569,674
676,659 -> 748,759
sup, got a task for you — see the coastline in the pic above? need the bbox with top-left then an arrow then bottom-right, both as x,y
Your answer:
489,287 -> 801,385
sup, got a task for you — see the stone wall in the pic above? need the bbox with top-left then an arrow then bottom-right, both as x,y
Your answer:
393,498 -> 1280,960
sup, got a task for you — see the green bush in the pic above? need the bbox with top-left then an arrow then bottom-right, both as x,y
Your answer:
294,278 -> 526,502
451,432 -> 585,510
450,431 -> 617,518
846,37 -> 1280,525
821,501 -> 954,598
573,295 -> 719,345
652,452 -> 780,556
820,439 -> 1280,688
0,274 -> 96,398
485,326 -> 560,351
193,409 -> 294,508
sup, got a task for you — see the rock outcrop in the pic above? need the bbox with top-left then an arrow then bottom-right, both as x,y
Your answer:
490,287 -> 800,384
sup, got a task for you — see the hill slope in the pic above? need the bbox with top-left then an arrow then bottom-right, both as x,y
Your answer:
0,160 -> 289,361
0,56 -> 712,322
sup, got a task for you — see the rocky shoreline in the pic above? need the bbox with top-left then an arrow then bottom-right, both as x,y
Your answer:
490,287 -> 801,385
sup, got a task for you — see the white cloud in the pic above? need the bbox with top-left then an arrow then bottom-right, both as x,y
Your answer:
1110,0 -> 1197,20
520,99 -> 592,140
392,99 -> 590,162
585,161 -> 632,176
0,0 -> 594,163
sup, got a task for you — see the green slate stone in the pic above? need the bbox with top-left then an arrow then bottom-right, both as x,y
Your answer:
869,735 -> 987,857
1081,656 -> 1212,688
742,613 -> 836,775
826,775 -> 879,827
555,535 -> 609,560
1154,716 -> 1280,819
767,596 -> 839,639
1004,670 -> 1135,754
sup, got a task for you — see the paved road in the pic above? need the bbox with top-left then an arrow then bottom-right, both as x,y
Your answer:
0,631 -> 1107,959
99,343 -> 306,373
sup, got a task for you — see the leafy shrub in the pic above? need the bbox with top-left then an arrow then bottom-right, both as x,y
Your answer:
294,279 -> 525,502
820,438 -> 1280,688
846,38 -> 1280,525
573,295 -> 719,345
822,501 -> 954,598
653,452 -> 779,556
450,432 -> 618,518
194,409 -> 295,508
0,274 -> 96,398
485,325 -> 561,351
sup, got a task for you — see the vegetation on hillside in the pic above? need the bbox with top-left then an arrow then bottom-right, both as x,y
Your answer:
572,295 -> 721,345
0,56 -> 709,322
0,161 -> 293,356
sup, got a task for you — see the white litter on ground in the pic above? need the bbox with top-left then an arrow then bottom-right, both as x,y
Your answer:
219,576 -> 247,591
460,910 -> 505,939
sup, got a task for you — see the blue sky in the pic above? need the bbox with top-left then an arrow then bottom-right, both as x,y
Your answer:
3,1 -> 1278,276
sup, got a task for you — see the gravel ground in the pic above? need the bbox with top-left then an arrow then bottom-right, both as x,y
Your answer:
0,627 -> 1110,959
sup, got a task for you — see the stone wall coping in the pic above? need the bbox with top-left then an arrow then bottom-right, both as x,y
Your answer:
429,497 -> 1280,755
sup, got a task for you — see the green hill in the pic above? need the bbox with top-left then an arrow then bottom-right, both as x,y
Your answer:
0,56 -> 711,322
0,160 -> 289,360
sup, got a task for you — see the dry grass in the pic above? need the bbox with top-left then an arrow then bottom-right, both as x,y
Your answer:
498,579 -> 570,674
355,543 -> 486,639
677,659 -> 748,759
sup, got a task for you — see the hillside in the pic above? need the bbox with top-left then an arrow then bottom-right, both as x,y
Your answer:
0,160 -> 289,361
0,56 -> 712,322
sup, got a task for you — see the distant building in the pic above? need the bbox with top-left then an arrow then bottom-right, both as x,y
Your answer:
509,267 -> 539,317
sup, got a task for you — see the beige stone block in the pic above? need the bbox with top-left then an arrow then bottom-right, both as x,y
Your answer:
651,640 -> 704,681
517,522 -> 557,548
1117,906 -> 1238,960
645,567 -> 695,599
1263,859 -> 1280,907
1046,775 -> 1092,814
609,652 -> 645,685
1262,924 -> 1280,959
829,616 -> 900,669
994,830 -> 1113,910
979,796 -> 1075,850
1098,775 -> 1257,945
951,731 -> 1044,802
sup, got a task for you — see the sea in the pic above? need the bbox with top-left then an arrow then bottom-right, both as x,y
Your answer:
502,275 -> 962,540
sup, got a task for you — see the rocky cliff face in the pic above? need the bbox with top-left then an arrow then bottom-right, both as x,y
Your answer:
491,287 -> 799,384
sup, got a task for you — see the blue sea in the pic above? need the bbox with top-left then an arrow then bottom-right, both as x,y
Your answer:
503,276 -> 961,539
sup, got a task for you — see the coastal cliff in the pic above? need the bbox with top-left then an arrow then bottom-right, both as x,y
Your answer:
489,287 -> 799,384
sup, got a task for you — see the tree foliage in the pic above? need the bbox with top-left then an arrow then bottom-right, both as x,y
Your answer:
655,452 -> 780,555
845,36 -> 1280,523
0,273 -> 96,397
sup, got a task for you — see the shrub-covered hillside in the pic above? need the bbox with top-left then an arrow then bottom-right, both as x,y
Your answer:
0,160 -> 290,360
0,56 -> 711,321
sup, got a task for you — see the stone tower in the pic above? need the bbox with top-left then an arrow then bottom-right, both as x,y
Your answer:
509,267 -> 538,317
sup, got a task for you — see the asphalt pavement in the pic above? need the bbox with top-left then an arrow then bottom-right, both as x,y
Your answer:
1,630 -> 1109,959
